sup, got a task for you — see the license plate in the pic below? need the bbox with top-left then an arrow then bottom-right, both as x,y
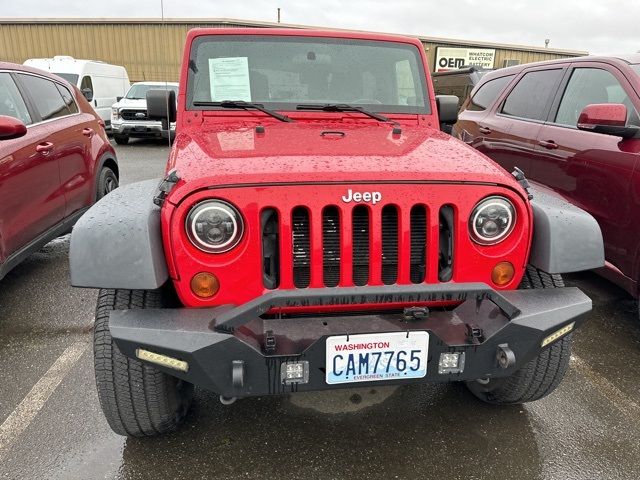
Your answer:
325,331 -> 429,385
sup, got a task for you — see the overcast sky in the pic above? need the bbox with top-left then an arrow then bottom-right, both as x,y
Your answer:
4,0 -> 639,54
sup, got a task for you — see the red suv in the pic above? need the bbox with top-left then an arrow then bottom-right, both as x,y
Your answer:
454,55 -> 640,312
0,62 -> 119,280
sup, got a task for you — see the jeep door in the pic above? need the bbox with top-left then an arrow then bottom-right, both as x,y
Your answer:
16,73 -> 96,218
531,63 -> 640,279
467,67 -> 566,177
0,72 -> 64,263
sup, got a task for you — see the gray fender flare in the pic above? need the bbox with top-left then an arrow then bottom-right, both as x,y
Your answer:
70,179 -> 169,289
528,184 -> 604,274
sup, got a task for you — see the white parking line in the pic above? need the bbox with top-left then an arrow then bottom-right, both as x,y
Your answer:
571,354 -> 640,419
0,341 -> 87,459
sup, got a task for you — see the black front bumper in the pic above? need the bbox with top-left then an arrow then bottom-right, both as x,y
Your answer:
109,283 -> 591,398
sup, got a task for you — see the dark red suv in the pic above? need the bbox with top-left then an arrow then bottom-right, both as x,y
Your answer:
0,62 -> 119,280
454,54 -> 640,311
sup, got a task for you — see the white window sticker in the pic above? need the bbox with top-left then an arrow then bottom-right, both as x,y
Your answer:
209,57 -> 251,102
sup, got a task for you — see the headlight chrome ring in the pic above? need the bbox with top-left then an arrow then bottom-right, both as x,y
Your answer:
186,200 -> 244,253
469,196 -> 516,245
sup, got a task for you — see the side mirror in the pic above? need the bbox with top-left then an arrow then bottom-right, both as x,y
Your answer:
0,115 -> 27,140
435,95 -> 459,130
147,89 -> 177,123
116,96 -> 123,102
577,103 -> 639,139
82,88 -> 94,102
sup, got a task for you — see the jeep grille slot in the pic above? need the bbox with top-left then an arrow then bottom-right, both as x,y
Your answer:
410,205 -> 427,283
292,207 -> 311,288
322,206 -> 341,287
261,208 -> 280,289
352,205 -> 370,286
438,205 -> 454,282
381,205 -> 398,285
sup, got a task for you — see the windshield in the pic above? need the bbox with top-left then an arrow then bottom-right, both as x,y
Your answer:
126,83 -> 178,100
53,73 -> 79,85
187,35 -> 430,114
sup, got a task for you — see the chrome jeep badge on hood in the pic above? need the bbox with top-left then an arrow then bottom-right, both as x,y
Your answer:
341,189 -> 382,205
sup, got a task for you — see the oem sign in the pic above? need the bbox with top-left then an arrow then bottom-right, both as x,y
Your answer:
435,47 -> 496,72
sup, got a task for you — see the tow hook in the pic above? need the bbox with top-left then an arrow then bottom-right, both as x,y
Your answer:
496,344 -> 516,369
220,396 -> 237,405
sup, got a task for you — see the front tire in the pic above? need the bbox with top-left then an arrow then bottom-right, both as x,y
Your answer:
113,134 -> 129,145
466,266 -> 572,404
519,265 -> 565,289
94,289 -> 193,437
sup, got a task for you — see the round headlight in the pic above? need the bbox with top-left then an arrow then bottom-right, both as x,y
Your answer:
186,200 -> 244,253
469,196 -> 516,245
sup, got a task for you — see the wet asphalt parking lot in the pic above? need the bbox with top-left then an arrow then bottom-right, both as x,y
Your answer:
1,139 -> 640,480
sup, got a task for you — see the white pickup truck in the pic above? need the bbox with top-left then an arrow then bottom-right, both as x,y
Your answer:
111,81 -> 178,144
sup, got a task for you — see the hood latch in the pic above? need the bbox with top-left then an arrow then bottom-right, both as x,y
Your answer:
154,169 -> 180,206
511,167 -> 533,200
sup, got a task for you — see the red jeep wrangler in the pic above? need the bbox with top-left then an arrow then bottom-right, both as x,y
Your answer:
70,29 -> 604,437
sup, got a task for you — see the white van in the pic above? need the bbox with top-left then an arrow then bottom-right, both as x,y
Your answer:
23,56 -> 130,128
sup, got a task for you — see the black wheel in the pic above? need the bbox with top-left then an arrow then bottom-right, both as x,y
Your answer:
114,134 -> 129,145
466,266 -> 572,404
97,166 -> 118,200
94,288 -> 193,437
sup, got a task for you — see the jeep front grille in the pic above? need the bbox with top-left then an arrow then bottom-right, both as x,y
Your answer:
120,109 -> 149,121
261,203 -> 446,289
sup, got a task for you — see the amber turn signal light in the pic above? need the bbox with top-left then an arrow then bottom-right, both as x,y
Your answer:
491,262 -> 515,286
191,272 -> 220,298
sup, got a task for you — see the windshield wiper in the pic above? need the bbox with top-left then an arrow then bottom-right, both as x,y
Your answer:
296,103 -> 394,124
193,100 -> 293,122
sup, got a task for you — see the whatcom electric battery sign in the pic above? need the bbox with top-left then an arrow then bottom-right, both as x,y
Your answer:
435,47 -> 496,72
